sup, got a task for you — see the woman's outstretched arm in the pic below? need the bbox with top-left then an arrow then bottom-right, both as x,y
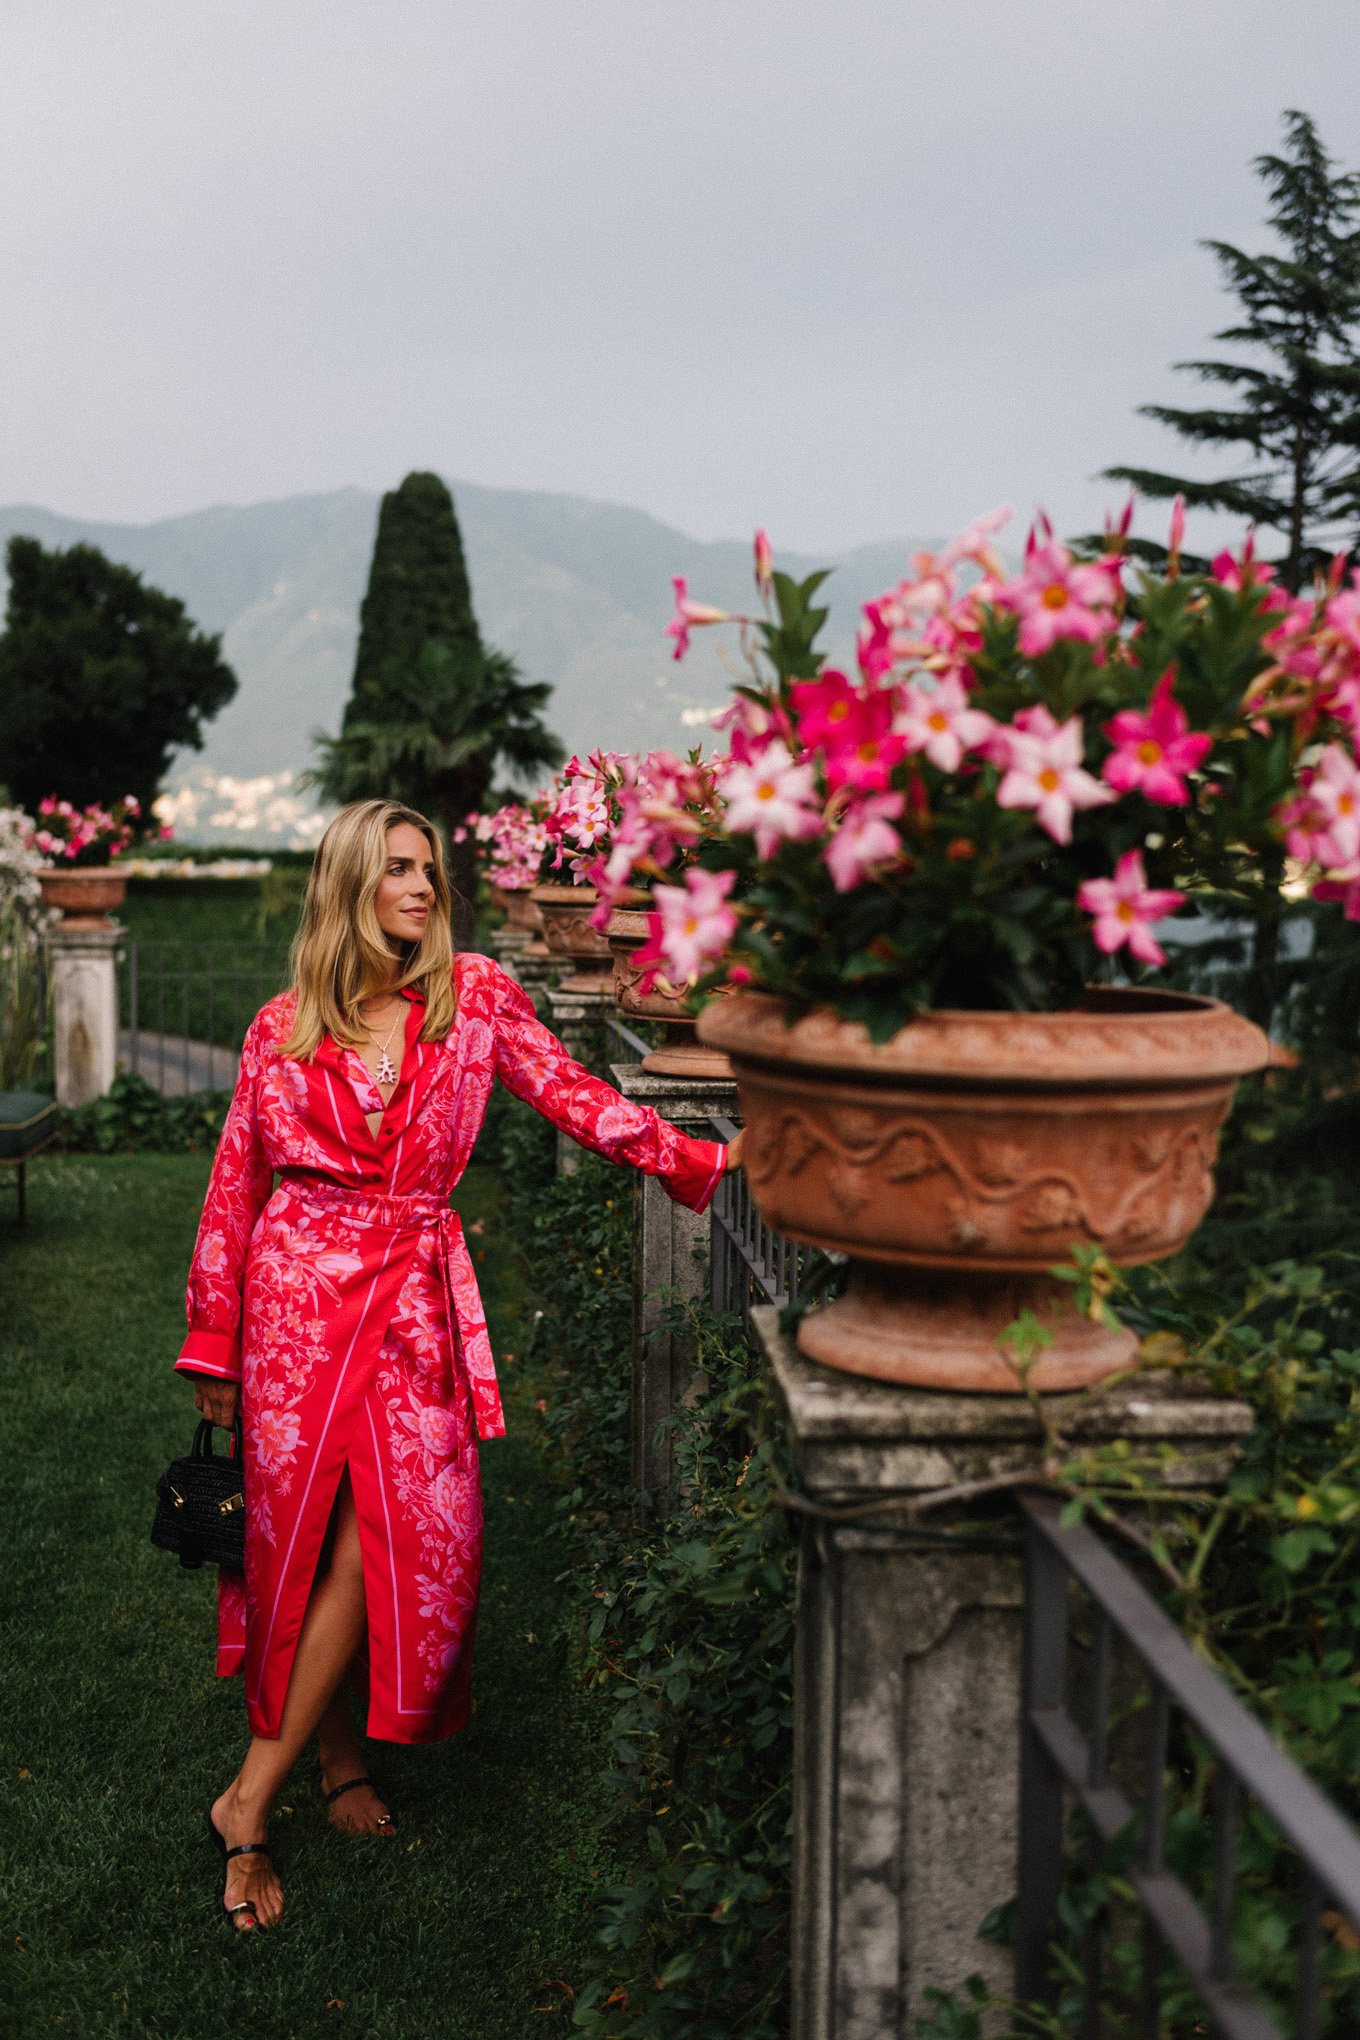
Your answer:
489,966 -> 736,1210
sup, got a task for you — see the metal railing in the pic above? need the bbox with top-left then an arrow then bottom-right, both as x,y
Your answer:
707,1113 -> 807,1336
122,940 -> 291,1093
604,1010 -> 653,1063
1017,1491 -> 1360,2038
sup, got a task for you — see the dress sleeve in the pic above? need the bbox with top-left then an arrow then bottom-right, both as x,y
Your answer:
490,968 -> 727,1213
174,1014 -> 275,1384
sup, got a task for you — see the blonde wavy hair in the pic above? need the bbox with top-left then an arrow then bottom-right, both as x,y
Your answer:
281,800 -> 459,1059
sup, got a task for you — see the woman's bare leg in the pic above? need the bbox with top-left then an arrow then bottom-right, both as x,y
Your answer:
212,1471 -> 368,1929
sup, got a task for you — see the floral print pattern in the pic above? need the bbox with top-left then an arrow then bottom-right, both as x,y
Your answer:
177,953 -> 725,1744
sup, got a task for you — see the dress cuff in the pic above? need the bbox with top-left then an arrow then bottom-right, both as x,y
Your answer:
663,1139 -> 729,1215
175,1329 -> 243,1383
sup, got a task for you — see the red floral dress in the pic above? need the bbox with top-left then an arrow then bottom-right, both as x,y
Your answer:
175,952 -> 725,1744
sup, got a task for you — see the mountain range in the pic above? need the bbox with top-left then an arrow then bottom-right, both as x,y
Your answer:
0,481 -> 936,795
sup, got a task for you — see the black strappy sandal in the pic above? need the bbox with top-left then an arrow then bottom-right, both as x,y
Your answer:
322,1774 -> 395,1833
208,1811 -> 272,1930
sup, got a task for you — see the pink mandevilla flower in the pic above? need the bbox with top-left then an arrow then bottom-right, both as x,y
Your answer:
823,792 -> 904,893
993,706 -> 1114,844
1077,851 -> 1184,966
637,867 -> 738,986
721,740 -> 823,859
1102,670 -> 1211,806
1278,743 -> 1360,868
790,671 -> 905,793
894,676 -> 995,772
995,526 -> 1119,659
665,577 -> 733,662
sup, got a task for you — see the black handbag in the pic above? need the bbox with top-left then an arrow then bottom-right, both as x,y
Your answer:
150,1419 -> 246,1571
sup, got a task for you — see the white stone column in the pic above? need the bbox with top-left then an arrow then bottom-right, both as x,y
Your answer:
46,923 -> 122,1106
754,1307 -> 1255,2040
613,1062 -> 740,1494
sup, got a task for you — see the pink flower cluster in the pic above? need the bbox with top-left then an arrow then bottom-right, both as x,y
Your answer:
1277,742 -> 1360,917
467,803 -> 548,891
542,752 -> 630,882
29,795 -> 149,862
638,506 -> 1360,985
588,748 -> 727,924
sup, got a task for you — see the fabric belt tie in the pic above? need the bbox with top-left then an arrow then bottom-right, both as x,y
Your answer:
277,1176 -> 504,1440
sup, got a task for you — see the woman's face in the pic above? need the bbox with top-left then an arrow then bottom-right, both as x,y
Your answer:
374,823 -> 437,949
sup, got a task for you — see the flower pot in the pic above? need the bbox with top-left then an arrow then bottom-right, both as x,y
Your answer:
38,868 -> 128,926
605,910 -> 733,1079
489,884 -> 545,936
696,987 -> 1271,1392
530,883 -> 615,991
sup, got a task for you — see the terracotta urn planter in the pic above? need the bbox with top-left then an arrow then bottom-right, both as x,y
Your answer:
530,882 -> 615,991
38,868 -> 128,927
605,909 -> 733,1079
696,987 -> 1271,1392
489,884 -> 545,936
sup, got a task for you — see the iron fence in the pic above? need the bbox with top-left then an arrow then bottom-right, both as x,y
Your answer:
121,940 -> 291,1093
706,1113 -> 809,1336
1017,1490 -> 1360,2038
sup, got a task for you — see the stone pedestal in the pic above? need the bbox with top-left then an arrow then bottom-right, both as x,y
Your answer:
614,1063 -> 740,1493
545,984 -> 618,1173
46,922 -> 122,1106
488,926 -> 531,976
512,942 -> 556,1006
754,1307 -> 1254,2040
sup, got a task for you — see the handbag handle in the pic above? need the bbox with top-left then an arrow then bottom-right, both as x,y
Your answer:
193,1416 -> 244,1464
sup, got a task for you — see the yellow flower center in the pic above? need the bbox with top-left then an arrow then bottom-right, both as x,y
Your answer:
757,784 -> 776,800
858,742 -> 880,763
1038,767 -> 1061,792
1341,794 -> 1355,815
1042,583 -> 1069,611
828,701 -> 850,722
1117,901 -> 1136,922
1137,740 -> 1162,765
928,712 -> 948,732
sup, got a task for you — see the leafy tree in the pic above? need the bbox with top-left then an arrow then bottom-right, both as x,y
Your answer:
0,537 -> 237,817
1105,111 -> 1360,591
314,472 -> 562,912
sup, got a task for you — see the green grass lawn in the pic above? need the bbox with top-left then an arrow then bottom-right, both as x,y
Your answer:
0,1155 -> 614,2039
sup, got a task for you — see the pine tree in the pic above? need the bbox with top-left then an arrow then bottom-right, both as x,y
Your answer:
1105,111 -> 1360,592
315,472 -> 562,917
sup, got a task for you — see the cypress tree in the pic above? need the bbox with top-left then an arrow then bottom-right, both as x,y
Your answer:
1105,111 -> 1360,591
316,472 -> 562,920
346,471 -> 481,720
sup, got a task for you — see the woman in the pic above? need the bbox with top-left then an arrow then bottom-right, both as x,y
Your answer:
179,798 -> 739,1932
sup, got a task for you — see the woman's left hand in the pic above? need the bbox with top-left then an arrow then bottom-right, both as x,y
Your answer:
724,1129 -> 744,1172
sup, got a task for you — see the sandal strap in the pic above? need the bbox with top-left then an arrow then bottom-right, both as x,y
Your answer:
226,1901 -> 259,1920
224,1841 -> 270,1862
324,1774 -> 374,1805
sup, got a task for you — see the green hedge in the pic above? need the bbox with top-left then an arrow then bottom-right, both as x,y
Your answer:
54,1073 -> 230,1155
490,1098 -> 795,2038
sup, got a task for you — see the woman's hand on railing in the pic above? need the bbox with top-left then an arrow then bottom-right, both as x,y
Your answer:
190,1375 -> 240,1429
724,1129 -> 745,1172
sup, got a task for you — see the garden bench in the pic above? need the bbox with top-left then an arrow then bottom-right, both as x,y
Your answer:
0,1092 -> 59,1224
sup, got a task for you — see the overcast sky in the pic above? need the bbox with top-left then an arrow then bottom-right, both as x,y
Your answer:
2,0 -> 1359,559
